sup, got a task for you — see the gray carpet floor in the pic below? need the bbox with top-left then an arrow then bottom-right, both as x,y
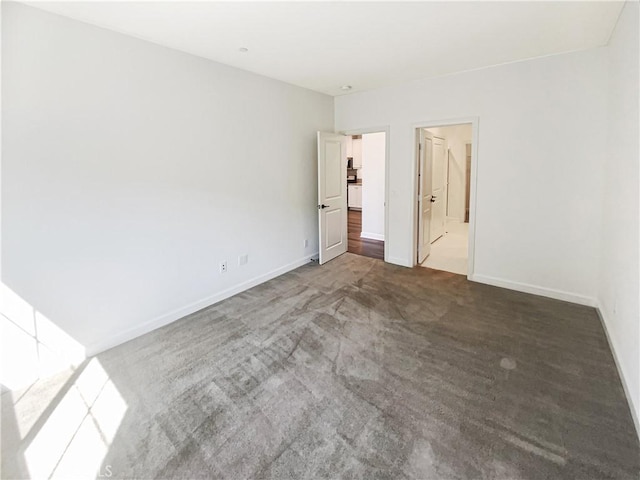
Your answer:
2,253 -> 639,479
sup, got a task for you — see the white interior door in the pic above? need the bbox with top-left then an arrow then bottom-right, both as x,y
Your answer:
318,132 -> 348,265
417,130 -> 433,263
430,136 -> 446,243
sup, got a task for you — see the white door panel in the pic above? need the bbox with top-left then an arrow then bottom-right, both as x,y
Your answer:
417,130 -> 433,263
325,209 -> 343,248
325,141 -> 342,199
430,137 -> 446,243
318,132 -> 348,265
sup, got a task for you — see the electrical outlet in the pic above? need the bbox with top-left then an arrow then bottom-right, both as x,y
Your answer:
238,254 -> 248,266
304,239 -> 309,248
220,261 -> 227,273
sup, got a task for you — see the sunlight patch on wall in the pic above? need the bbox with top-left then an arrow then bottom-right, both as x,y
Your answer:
0,282 -> 85,390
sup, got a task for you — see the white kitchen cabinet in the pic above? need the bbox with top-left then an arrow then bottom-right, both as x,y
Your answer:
352,137 -> 362,168
348,184 -> 362,209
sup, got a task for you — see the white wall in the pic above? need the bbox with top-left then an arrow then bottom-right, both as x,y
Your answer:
1,3 -> 333,386
360,132 -> 385,240
336,47 -> 607,305
598,1 -> 639,433
426,124 -> 472,222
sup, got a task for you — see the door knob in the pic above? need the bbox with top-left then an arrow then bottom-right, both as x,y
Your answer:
430,197 -> 436,203
318,204 -> 330,209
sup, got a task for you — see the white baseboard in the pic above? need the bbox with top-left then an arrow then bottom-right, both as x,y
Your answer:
360,231 -> 385,241
469,273 -> 597,307
85,253 -> 318,356
595,303 -> 640,440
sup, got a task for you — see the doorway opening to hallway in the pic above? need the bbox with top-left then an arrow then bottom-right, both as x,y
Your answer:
345,132 -> 386,261
415,122 -> 476,276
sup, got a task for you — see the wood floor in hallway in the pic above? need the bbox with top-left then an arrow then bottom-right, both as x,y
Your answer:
347,209 -> 384,260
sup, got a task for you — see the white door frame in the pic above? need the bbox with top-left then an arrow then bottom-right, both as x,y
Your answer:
338,126 -> 390,263
411,117 -> 479,279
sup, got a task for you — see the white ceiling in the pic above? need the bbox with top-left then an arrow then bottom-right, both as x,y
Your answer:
25,1 -> 624,96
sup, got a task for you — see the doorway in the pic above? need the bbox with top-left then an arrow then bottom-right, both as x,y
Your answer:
346,132 -> 386,260
415,121 -> 476,276
317,129 -> 389,265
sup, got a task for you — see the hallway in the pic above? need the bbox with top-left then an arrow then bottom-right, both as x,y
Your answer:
421,221 -> 469,275
347,210 -> 384,260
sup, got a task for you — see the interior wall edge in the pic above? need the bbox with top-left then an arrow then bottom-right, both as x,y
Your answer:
84,253 -> 318,356
469,273 -> 597,307
596,304 -> 640,440
387,256 -> 412,268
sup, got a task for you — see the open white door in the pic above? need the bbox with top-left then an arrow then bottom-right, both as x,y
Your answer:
318,132 -> 348,265
430,136 -> 446,242
417,129 -> 433,263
